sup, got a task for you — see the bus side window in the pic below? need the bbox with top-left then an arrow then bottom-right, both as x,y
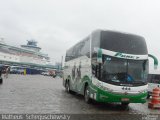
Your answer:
94,64 -> 101,80
147,74 -> 152,83
98,63 -> 101,80
95,65 -> 98,78
155,75 -> 160,84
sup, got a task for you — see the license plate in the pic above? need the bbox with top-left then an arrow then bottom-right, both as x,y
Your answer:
121,98 -> 129,102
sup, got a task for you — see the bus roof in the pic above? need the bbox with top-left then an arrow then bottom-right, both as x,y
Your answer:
92,30 -> 148,55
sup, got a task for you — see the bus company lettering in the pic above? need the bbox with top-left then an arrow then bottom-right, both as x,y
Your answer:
115,52 -> 139,59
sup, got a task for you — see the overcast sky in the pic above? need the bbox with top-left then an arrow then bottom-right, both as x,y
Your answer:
0,0 -> 160,66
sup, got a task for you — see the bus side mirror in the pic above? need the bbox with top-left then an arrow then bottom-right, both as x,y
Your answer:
148,54 -> 158,70
97,48 -> 102,63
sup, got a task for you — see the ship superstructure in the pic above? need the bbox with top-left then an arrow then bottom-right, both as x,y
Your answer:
0,40 -> 54,69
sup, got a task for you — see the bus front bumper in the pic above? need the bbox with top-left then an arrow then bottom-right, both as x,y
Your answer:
93,88 -> 147,103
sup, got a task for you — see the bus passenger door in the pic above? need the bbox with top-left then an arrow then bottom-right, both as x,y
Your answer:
75,61 -> 82,93
71,63 -> 77,91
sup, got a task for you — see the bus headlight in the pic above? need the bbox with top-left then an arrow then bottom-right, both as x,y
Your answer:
99,85 -> 113,92
138,89 -> 147,94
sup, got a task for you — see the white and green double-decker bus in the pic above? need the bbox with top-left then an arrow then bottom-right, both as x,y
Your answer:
63,30 -> 157,105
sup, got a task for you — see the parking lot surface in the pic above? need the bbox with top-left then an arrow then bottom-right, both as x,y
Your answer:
0,75 -> 159,120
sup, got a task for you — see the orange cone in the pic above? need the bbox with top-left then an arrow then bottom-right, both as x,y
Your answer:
148,87 -> 160,109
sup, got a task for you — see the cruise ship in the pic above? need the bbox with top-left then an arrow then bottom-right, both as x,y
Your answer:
0,39 -> 54,69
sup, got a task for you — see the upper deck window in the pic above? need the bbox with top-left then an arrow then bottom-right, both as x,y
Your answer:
100,31 -> 148,55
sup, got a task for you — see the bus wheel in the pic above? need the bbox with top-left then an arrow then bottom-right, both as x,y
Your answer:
84,85 -> 92,103
65,80 -> 71,93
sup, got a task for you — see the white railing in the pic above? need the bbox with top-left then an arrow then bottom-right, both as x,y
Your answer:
0,52 -> 20,62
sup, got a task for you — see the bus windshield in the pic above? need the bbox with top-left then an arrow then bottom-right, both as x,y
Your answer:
101,55 -> 148,86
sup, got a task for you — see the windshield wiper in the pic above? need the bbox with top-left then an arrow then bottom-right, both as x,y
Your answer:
130,81 -> 146,85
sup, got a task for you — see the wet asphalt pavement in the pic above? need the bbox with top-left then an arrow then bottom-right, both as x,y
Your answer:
0,75 -> 159,120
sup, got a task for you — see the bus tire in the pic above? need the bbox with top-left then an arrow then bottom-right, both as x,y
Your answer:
121,102 -> 129,106
121,102 -> 129,109
0,78 -> 3,84
65,80 -> 71,93
84,85 -> 92,104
